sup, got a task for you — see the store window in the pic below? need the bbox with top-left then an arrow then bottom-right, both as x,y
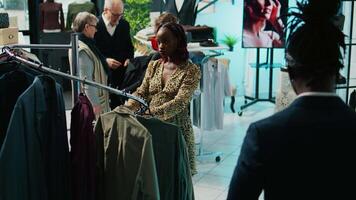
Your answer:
0,0 -> 30,43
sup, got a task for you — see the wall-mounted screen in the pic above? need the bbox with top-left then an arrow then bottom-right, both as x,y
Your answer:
242,0 -> 289,48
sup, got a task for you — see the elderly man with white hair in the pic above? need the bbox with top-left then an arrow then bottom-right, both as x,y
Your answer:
94,0 -> 134,109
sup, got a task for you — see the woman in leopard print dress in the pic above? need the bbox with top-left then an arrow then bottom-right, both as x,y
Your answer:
126,22 -> 200,175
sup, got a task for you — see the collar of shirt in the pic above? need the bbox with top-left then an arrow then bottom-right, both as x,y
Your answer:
102,13 -> 118,36
297,92 -> 339,98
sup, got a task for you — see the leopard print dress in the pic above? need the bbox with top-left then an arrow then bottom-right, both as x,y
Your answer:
127,59 -> 201,174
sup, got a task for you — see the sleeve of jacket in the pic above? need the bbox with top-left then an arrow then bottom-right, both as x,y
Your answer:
151,63 -> 201,120
126,61 -> 156,110
59,3 -> 65,31
227,123 -> 264,200
132,136 -> 160,200
124,20 -> 134,59
94,117 -> 105,200
0,101 -> 46,200
66,4 -> 72,30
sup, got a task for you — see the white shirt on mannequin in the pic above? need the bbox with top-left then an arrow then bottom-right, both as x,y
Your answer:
175,0 -> 184,12
162,0 -> 184,12
75,0 -> 89,4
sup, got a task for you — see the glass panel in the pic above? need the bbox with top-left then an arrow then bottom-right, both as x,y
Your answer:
1,0 -> 29,31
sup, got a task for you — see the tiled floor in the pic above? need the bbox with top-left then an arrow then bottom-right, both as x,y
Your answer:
192,99 -> 275,200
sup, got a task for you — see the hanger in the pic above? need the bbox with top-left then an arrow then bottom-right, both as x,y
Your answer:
0,47 -> 13,62
80,76 -> 87,96
3,46 -> 149,111
135,103 -> 152,117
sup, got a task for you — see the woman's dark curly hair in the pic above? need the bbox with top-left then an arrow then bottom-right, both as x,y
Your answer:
286,0 -> 345,89
157,22 -> 189,64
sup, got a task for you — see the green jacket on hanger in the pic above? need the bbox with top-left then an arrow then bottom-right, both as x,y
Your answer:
95,106 -> 160,200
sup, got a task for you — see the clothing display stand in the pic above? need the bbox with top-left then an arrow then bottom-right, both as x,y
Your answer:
2,47 -> 148,108
192,50 -> 226,163
9,33 -> 80,106
238,48 -> 282,116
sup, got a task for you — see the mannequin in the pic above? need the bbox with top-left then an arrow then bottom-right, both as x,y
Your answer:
39,0 -> 65,32
164,0 -> 198,25
66,0 -> 97,30
175,0 -> 184,12
75,0 -> 89,3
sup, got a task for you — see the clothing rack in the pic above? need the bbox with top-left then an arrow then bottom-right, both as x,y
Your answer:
238,48 -> 279,116
9,33 -> 80,105
194,50 -> 225,163
2,47 -> 149,109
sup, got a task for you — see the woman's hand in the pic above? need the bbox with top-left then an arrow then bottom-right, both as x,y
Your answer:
269,0 -> 284,34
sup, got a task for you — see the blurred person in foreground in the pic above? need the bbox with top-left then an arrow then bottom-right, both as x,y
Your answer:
227,0 -> 356,199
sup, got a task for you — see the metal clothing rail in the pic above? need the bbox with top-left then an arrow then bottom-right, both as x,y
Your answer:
9,44 -> 72,49
8,33 -> 80,105
3,47 -> 149,108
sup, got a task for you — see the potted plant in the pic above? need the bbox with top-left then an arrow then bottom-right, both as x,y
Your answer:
221,35 -> 238,51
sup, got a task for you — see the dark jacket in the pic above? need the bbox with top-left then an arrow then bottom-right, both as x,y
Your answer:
0,69 -> 32,147
136,116 -> 195,200
0,75 -> 70,200
70,93 -> 96,200
0,62 -> 39,148
122,54 -> 160,92
115,53 -> 160,105
227,95 -> 356,200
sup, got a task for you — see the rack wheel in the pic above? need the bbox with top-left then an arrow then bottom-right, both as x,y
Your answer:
215,156 -> 221,162
238,111 -> 243,116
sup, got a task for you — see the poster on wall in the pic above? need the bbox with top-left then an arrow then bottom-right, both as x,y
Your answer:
242,0 -> 289,48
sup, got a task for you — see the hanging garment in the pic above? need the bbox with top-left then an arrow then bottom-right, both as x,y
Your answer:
164,0 -> 198,25
136,116 -> 195,200
39,2 -> 65,31
70,93 -> 96,200
0,64 -> 34,148
193,58 -> 224,130
0,61 -> 42,148
66,1 -> 97,30
0,75 -> 70,200
95,106 -> 160,200
114,53 -> 160,105
218,58 -> 233,97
